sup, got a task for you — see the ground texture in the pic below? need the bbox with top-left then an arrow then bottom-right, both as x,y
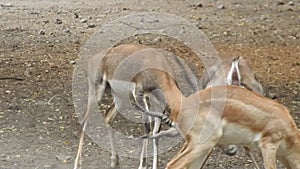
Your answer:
0,0 -> 299,169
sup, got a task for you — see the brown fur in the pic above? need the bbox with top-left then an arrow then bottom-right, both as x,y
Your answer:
166,86 -> 300,169
74,44 -> 199,169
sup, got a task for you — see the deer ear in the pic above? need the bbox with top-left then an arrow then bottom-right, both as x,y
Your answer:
227,57 -> 241,85
231,69 -> 241,86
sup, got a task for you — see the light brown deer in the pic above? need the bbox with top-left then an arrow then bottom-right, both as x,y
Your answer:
200,56 -> 264,168
143,57 -> 264,168
73,44 -> 199,169
148,86 -> 300,169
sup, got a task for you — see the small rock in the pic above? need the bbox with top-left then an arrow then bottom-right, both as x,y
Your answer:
276,1 -> 285,5
80,18 -> 87,23
54,19 -> 63,24
268,93 -> 277,99
191,3 -> 203,9
69,60 -> 76,64
217,5 -> 225,9
73,13 -> 79,18
87,24 -> 96,28
56,155 -> 71,161
63,28 -> 70,33
0,3 -> 13,7
288,1 -> 294,5
196,3 -> 203,8
5,90 -> 11,94
38,30 -> 45,35
42,20 -> 49,24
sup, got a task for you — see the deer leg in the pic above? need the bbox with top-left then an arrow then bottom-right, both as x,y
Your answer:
73,95 -> 96,169
73,73 -> 106,169
258,140 -> 279,169
135,90 -> 151,169
152,117 -> 161,169
244,146 -> 260,169
166,139 -> 215,169
74,120 -> 87,169
105,106 -> 119,168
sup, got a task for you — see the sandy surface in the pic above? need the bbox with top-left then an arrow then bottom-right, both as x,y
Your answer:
0,0 -> 299,168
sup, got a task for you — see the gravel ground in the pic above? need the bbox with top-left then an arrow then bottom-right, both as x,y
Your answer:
0,0 -> 299,169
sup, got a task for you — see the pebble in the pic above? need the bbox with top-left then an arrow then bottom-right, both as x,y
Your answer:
87,24 -> 96,28
196,3 -> 203,8
288,1 -> 294,5
217,5 -> 225,9
56,155 -> 71,161
63,28 -> 70,33
268,93 -> 277,99
69,60 -> 76,64
80,18 -> 87,23
73,13 -> 79,18
276,1 -> 285,5
38,30 -> 45,35
54,19 -> 63,24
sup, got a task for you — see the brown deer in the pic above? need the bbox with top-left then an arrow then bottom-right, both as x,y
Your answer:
200,56 -> 264,168
143,86 -> 300,169
142,57 -> 264,168
73,44 -> 199,169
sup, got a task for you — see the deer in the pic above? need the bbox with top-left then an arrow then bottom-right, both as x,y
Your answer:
141,86 -> 300,169
140,56 -> 264,168
199,56 -> 265,168
73,43 -> 199,169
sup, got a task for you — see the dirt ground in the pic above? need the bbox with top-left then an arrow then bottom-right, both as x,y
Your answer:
0,0 -> 299,169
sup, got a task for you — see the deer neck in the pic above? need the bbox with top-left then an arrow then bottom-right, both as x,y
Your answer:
163,84 -> 183,121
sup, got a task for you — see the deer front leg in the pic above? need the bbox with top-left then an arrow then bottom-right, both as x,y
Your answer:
135,90 -> 151,169
152,117 -> 161,169
166,139 -> 214,169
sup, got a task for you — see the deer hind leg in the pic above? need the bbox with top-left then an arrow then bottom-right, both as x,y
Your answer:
74,120 -> 87,169
73,73 -> 107,169
244,146 -> 260,169
258,140 -> 279,169
105,105 -> 119,168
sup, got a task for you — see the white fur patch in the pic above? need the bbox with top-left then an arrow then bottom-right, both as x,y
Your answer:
219,119 -> 261,147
